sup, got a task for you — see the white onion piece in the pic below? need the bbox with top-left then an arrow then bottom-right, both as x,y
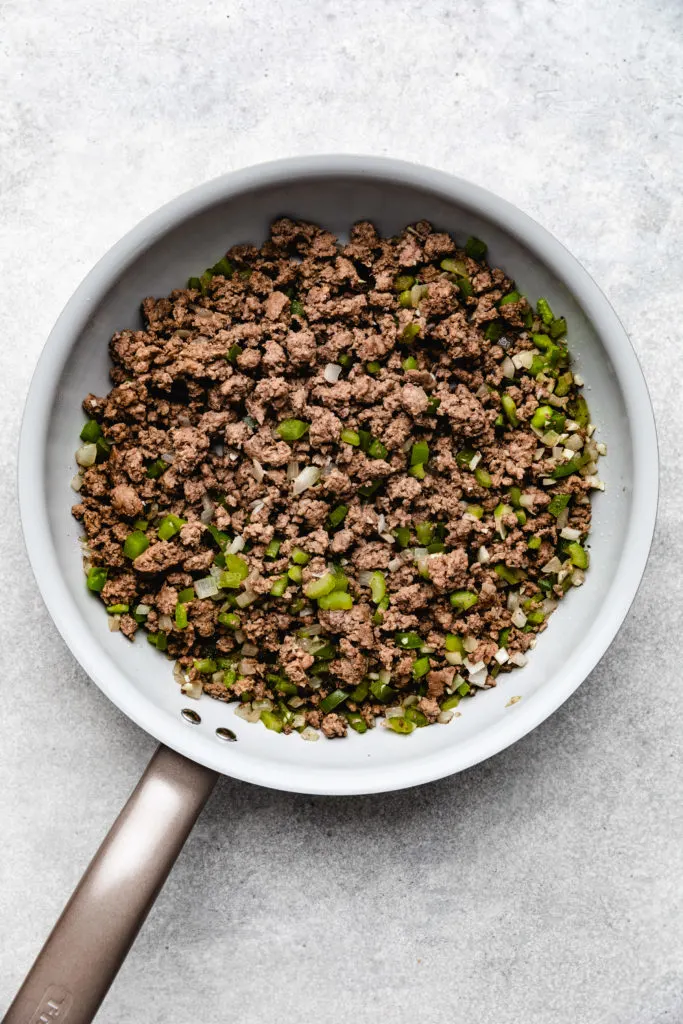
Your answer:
385,706 -> 404,719
596,442 -> 607,456
286,460 -> 299,481
501,355 -> 516,379
249,499 -> 265,513
507,590 -> 520,612
542,556 -> 563,573
445,651 -> 463,666
227,535 -> 245,554
475,383 -> 489,399
160,451 -> 175,464
241,643 -> 258,657
513,350 -> 534,369
195,576 -> 219,599
135,603 -> 151,617
470,451 -> 482,469
571,569 -> 586,586
70,473 -> 84,491
200,497 -> 215,525
378,668 -> 392,685
380,532 -> 394,544
252,458 -> 265,483
464,658 -> 486,675
556,507 -> 569,531
509,652 -> 528,667
512,608 -> 527,628
518,493 -> 534,509
542,598 -> 559,614
75,443 -> 97,467
293,466 -> 321,495
565,433 -> 584,452
438,710 -> 454,724
323,362 -> 342,383
358,570 -> 373,587
402,694 -> 420,707
377,513 -> 386,534
252,698 -> 273,712
158,615 -> 173,631
239,659 -> 257,676
494,648 -> 509,665
234,628 -> 246,643
477,545 -> 490,564
585,475 -> 605,491
463,636 -> 478,654
235,590 -> 257,608
469,667 -> 489,688
209,565 -> 222,580
560,527 -> 581,541
573,373 -> 584,386
108,616 -> 121,632
181,679 -> 203,700
387,558 -> 402,572
300,726 -> 320,742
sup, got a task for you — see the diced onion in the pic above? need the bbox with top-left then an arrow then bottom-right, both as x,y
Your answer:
388,557 -> 402,572
475,383 -> 489,399
596,442 -> 607,456
70,473 -> 84,491
469,667 -> 489,688
358,570 -> 374,587
477,545 -> 490,564
249,499 -> 265,513
286,460 -> 300,481
470,451 -> 482,469
252,699 -> 273,712
324,363 -> 342,383
573,373 -> 584,386
377,513 -> 386,533
158,615 -> 173,631
585,475 -> 605,491
378,668 -> 392,685
463,636 -> 478,654
438,710 -> 454,724
227,535 -> 245,554
512,608 -> 527,628
75,443 -> 97,467
541,598 -> 559,614
565,433 -> 584,452
135,603 -> 151,616
385,706 -> 405,719
160,452 -> 175,464
501,355 -> 516,379
494,647 -> 509,665
239,659 -> 257,675
509,652 -> 528,667
200,494 -> 215,524
234,628 -> 246,643
556,507 -> 569,530
560,527 -> 581,541
195,576 -> 219,599
108,616 -> 121,632
571,569 -> 586,586
507,590 -> 520,612
241,643 -> 258,657
181,679 -> 203,699
513,350 -> 534,369
402,694 -> 420,707
300,726 -> 320,742
542,556 -> 563,573
252,459 -> 265,483
445,651 -> 463,666
464,658 -> 486,675
235,590 -> 258,608
519,493 -> 534,509
293,466 -> 321,495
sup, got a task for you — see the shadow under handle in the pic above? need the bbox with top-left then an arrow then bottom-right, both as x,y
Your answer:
3,744 -> 218,1024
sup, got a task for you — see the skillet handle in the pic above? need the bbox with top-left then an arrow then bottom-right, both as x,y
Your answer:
3,744 -> 218,1024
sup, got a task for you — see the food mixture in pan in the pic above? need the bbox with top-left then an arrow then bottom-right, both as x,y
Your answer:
71,219 -> 604,739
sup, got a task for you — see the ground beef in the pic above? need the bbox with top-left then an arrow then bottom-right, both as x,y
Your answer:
72,219 -> 601,738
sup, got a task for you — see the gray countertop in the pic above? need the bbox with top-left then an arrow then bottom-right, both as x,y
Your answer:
1,1 -> 682,1021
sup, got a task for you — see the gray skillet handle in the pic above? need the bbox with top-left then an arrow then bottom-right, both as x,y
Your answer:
3,744 -> 218,1024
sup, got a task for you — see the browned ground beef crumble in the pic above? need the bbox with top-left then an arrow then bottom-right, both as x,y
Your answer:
72,219 -> 603,739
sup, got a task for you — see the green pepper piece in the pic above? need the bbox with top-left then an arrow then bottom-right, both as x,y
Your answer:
465,236 -> 487,261
450,590 -> 479,611
385,716 -> 416,734
86,566 -> 107,592
319,689 -> 349,714
276,419 -> 310,442
123,531 -> 150,560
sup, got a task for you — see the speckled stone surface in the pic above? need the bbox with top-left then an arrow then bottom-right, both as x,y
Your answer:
1,1 -> 682,1021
